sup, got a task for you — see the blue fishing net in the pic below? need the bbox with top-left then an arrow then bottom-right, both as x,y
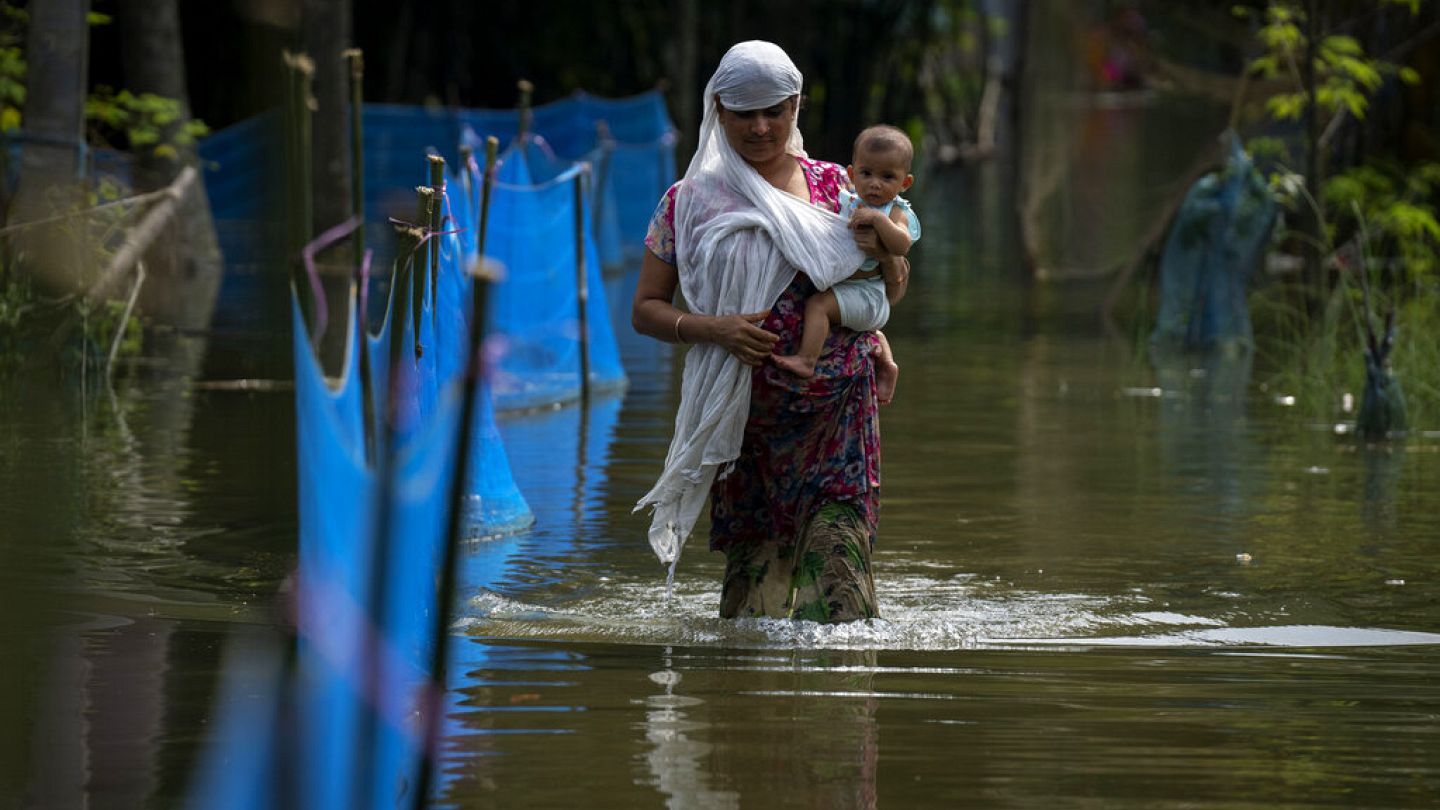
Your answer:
347,91 -> 674,269
290,292 -> 377,810
286,227 -> 536,809
190,89 -> 669,809
462,141 -> 626,410
1150,134 -> 1276,353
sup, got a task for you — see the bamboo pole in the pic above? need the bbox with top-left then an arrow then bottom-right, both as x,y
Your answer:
345,48 -> 365,262
283,50 -> 317,337
517,79 -> 534,141
411,186 -> 435,360
428,154 -> 446,311
285,51 -> 316,256
458,143 -> 474,219
573,166 -> 590,400
479,137 -> 499,256
411,134 -> 502,810
342,49 -> 375,460
358,208 -> 428,805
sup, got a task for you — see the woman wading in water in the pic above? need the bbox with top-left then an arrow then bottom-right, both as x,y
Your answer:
633,41 -> 908,622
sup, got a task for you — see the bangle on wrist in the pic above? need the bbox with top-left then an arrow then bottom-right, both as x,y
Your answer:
674,312 -> 687,343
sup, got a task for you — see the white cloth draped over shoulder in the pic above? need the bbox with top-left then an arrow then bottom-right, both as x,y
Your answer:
634,41 -> 864,571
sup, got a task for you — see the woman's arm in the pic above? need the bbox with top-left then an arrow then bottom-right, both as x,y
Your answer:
632,249 -> 780,365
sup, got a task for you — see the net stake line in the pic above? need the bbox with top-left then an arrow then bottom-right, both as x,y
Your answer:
412,135 -> 499,810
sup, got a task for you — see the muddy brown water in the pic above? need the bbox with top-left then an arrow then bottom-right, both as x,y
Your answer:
4,98 -> 1439,808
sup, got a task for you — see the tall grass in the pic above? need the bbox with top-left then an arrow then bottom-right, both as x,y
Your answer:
1250,272 -> 1440,431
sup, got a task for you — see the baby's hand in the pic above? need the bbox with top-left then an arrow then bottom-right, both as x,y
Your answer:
848,206 -> 884,229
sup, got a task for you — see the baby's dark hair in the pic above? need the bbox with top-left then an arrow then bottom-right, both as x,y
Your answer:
853,125 -> 914,167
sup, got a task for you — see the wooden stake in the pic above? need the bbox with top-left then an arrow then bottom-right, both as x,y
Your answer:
412,186 -> 435,360
344,48 -> 365,262
412,139 -> 504,810
428,154 -> 446,311
574,166 -> 590,400
517,79 -> 534,140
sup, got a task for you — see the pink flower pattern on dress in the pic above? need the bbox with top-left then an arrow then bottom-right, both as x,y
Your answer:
643,156 -> 881,553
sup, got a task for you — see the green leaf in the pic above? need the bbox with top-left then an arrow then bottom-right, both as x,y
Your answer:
1320,34 -> 1362,57
1267,93 -> 1307,120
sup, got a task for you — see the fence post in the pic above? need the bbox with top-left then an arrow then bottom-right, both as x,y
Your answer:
574,165 -> 590,401
428,154 -> 446,310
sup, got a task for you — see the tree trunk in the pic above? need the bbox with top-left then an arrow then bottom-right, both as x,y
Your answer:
118,0 -> 224,331
10,0 -> 91,296
301,0 -> 354,239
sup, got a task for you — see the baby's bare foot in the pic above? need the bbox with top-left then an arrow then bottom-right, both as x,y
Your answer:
876,359 -> 899,405
772,353 -> 817,379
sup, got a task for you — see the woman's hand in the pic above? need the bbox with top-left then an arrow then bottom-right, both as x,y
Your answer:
708,311 -> 779,366
633,251 -> 776,364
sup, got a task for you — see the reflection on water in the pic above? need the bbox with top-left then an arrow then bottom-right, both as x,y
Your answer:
640,647 -> 740,809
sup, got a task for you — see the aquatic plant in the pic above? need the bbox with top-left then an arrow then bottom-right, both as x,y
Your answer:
1231,0 -> 1438,437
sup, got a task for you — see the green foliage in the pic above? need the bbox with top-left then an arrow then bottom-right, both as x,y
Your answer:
1324,161 -> 1440,285
1238,2 -> 1419,122
85,86 -> 210,160
0,45 -> 22,133
0,2 -> 208,159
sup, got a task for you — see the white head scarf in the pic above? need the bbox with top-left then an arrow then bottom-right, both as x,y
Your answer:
635,41 -> 863,573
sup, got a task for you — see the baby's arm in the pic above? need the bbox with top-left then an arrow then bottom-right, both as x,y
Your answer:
851,206 -> 912,258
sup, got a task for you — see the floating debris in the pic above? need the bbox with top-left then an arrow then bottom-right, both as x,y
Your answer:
1235,553 -> 1253,564
1304,466 -> 1329,475
1384,579 -> 1406,586
1341,393 -> 1355,413
1274,395 -> 1296,406
1122,387 -> 1164,398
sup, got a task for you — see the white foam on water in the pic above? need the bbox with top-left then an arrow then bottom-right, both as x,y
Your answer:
463,571 -> 1127,650
459,568 -> 1440,652
989,624 -> 1440,649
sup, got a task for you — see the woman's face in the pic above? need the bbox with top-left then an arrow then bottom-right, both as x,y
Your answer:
716,96 -> 796,166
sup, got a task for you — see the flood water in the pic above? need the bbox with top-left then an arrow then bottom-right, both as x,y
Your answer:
5,98 -> 1440,808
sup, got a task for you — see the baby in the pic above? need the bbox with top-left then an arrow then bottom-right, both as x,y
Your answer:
773,124 -> 919,404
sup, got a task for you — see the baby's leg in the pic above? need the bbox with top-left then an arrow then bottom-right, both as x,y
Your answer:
773,289 -> 840,378
873,330 -> 899,405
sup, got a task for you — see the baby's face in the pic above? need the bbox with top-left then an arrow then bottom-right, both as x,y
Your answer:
846,146 -> 913,207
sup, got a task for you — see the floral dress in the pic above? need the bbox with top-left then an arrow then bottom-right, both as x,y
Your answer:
644,156 -> 882,621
